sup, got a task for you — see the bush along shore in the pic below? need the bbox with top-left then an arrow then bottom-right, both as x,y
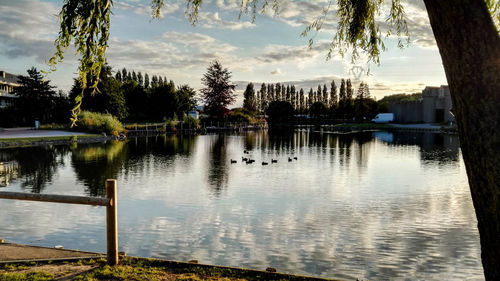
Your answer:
0,256 -> 340,281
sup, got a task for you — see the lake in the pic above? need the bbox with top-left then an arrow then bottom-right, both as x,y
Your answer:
0,129 -> 483,280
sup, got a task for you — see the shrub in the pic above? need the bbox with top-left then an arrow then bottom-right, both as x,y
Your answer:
76,111 -> 124,134
165,119 -> 177,132
182,115 -> 200,129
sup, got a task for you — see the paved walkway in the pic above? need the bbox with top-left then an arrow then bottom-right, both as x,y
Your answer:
0,243 -> 103,262
0,128 -> 85,139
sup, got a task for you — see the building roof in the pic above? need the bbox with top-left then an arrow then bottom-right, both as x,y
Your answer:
0,71 -> 20,85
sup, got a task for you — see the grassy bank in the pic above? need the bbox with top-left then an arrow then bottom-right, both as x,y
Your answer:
0,134 -> 104,149
0,135 -> 100,143
0,257 -> 337,281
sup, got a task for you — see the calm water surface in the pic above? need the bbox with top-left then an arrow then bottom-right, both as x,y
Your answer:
0,130 -> 483,280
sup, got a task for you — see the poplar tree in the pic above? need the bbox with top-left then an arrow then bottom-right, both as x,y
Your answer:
330,80 -> 337,108
323,84 -> 328,105
299,88 -> 304,113
346,79 -> 353,101
260,83 -> 267,112
339,79 -> 346,102
144,73 -> 150,89
121,68 -> 127,82
137,72 -> 143,86
275,83 -> 281,101
115,71 -> 122,83
151,75 -> 158,88
308,88 -> 314,108
243,82 -> 257,112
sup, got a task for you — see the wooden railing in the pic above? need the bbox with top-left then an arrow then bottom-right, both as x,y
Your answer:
0,179 -> 119,265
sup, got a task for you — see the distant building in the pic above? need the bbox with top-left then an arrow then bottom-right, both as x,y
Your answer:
0,70 -> 20,108
389,85 -> 454,123
188,110 -> 199,119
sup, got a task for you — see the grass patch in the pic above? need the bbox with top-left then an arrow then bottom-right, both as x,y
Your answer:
0,135 -> 100,143
0,257 -> 334,281
0,271 -> 54,281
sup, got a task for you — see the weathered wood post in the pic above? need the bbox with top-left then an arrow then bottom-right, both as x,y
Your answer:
106,179 -> 118,266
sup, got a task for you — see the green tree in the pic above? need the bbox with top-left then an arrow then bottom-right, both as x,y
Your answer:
243,82 -> 257,112
307,88 -> 314,108
266,100 -> 294,123
151,75 -> 158,88
259,82 -> 267,112
286,85 -> 291,104
346,79 -> 353,101
69,65 -> 127,120
132,71 -> 137,82
144,73 -> 150,89
322,84 -> 328,105
137,72 -> 143,86
299,88 -> 305,113
148,80 -> 176,120
121,68 -> 127,82
275,83 -> 281,101
200,60 -> 236,118
122,80 -> 147,121
115,71 -> 122,83
176,84 -> 198,118
13,67 -> 68,124
354,82 -> 371,121
309,101 -> 327,118
330,80 -> 338,108
268,84 -> 274,101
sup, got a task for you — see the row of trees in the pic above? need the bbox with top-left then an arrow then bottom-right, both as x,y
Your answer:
70,66 -> 197,122
242,79 -> 380,120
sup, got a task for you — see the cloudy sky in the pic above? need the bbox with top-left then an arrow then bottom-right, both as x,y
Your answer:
0,0 -> 447,105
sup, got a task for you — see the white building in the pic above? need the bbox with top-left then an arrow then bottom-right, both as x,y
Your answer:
0,70 -> 20,108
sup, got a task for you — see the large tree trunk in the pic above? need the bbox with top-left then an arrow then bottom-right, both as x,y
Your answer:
423,0 -> 500,279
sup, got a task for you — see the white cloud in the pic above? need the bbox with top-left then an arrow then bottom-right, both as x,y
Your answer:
197,12 -> 255,30
0,0 -> 59,62
270,68 -> 282,75
114,0 -> 180,17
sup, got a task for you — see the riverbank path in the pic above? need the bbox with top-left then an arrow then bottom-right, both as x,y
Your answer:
0,242 -> 103,262
0,128 -> 85,139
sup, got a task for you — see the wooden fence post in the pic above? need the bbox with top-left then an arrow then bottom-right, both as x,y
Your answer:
106,179 -> 118,265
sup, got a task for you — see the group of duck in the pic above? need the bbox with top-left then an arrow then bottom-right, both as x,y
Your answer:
230,150 -> 298,165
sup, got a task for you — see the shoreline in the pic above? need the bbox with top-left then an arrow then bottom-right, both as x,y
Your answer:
0,135 -> 117,149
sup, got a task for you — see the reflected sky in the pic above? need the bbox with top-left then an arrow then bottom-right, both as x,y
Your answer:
0,130 -> 482,280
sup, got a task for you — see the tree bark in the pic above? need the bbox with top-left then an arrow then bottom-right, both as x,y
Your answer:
423,0 -> 500,280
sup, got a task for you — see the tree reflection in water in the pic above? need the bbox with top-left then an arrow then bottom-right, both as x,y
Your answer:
0,146 -> 69,193
71,140 -> 127,196
206,134 -> 229,196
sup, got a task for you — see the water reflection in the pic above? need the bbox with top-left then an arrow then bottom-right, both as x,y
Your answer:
71,141 -> 127,196
0,146 -> 69,192
374,131 -> 460,164
207,134 -> 229,195
0,130 -> 479,280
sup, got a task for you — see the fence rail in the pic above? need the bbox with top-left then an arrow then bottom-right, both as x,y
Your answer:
0,179 -> 119,265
